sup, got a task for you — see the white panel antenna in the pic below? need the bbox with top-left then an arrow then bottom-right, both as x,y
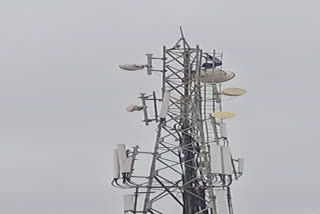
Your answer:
117,144 -> 127,174
238,158 -> 244,175
222,147 -> 233,175
220,122 -> 227,138
215,190 -> 230,214
210,144 -> 223,174
159,90 -> 171,119
123,194 -> 134,211
122,156 -> 134,174
210,144 -> 233,175
116,144 -> 134,174
146,54 -> 153,75
113,149 -> 120,179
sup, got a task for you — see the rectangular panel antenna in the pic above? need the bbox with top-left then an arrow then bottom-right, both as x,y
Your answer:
113,149 -> 120,179
123,194 -> 134,211
159,90 -> 171,119
215,190 -> 230,214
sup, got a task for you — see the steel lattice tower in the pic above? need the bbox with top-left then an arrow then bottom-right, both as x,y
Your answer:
112,28 -> 245,214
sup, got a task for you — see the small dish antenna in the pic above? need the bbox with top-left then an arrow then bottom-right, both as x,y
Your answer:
119,64 -> 145,71
126,105 -> 144,112
222,88 -> 247,96
211,112 -> 236,119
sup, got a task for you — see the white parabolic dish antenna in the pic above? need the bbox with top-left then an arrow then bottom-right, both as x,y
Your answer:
200,69 -> 235,83
222,88 -> 247,96
211,112 -> 236,119
119,64 -> 145,71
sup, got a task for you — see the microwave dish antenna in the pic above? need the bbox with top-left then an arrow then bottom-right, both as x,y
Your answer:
126,105 -> 144,112
222,88 -> 247,96
200,69 -> 235,83
211,111 -> 236,119
119,64 -> 145,71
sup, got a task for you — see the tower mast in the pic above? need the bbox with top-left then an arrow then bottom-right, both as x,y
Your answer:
112,29 -> 246,214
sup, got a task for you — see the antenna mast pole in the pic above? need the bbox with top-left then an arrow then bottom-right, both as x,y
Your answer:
179,28 -> 207,214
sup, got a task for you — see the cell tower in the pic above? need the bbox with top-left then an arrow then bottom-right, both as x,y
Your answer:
112,28 -> 246,214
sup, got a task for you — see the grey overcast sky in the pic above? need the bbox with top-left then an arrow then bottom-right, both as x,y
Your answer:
0,0 -> 320,214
